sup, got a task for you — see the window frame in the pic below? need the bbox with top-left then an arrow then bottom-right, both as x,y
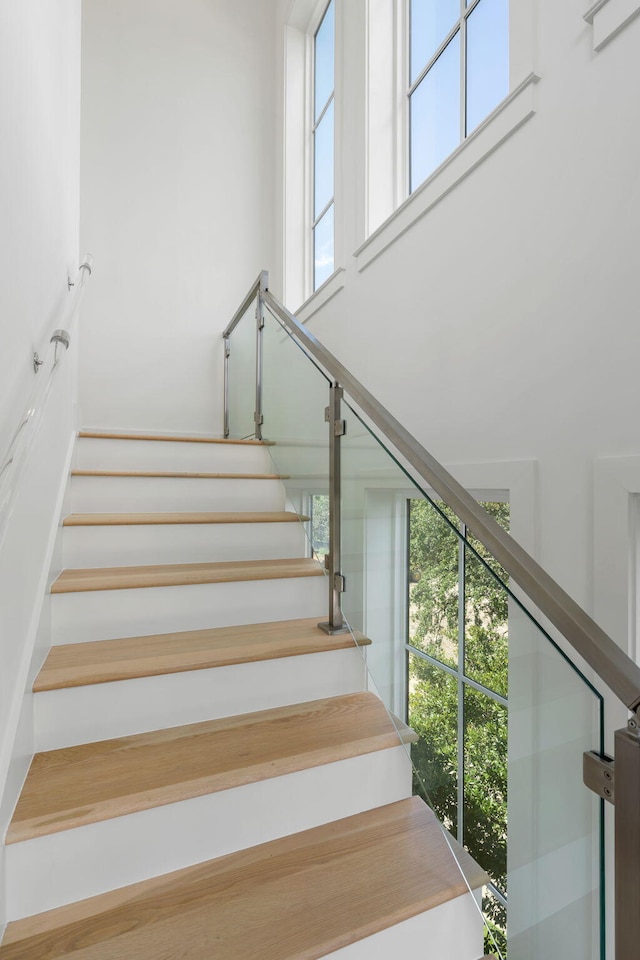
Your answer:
358,0 -> 538,264
405,495 -> 510,913
407,0 -> 510,196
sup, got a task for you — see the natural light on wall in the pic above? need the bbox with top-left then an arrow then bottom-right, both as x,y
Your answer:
409,0 -> 509,193
313,0 -> 335,290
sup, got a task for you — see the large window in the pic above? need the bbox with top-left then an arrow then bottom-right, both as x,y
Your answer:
409,0 -> 509,192
407,497 -> 509,955
312,0 -> 335,290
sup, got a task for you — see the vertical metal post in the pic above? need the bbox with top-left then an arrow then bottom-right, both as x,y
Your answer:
254,271 -> 268,441
223,336 -> 230,438
319,382 -> 348,635
615,719 -> 640,959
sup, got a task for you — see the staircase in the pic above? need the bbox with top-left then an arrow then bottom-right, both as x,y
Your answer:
0,431 -> 487,959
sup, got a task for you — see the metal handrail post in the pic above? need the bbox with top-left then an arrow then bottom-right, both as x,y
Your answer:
319,383 -> 348,635
615,721 -> 640,958
223,336 -> 230,438
253,271 -> 269,441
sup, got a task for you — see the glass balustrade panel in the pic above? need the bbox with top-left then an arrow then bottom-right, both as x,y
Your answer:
260,305 -> 331,567
227,305 -> 606,958
227,299 -> 257,440
340,400 -> 605,960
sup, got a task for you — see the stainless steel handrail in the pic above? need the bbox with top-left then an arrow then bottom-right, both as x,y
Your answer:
0,254 -> 93,548
222,270 -> 268,440
260,287 -> 640,716
222,270 -> 268,339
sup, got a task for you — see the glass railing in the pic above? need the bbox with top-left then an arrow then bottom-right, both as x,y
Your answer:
226,295 -> 258,440
339,403 -> 604,959
222,274 -> 640,959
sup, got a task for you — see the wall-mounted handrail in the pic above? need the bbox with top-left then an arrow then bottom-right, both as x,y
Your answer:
0,254 -> 93,549
259,286 -> 640,717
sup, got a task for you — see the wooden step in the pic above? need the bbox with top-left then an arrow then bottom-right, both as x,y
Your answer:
78,430 -> 272,445
62,511 -> 308,526
51,557 -> 323,594
7,693 -> 401,844
71,469 -> 286,479
34,618 -> 369,691
0,797 -> 487,960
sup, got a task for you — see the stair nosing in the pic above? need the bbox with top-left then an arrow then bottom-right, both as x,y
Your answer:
70,470 -> 287,479
78,430 -> 274,446
51,557 -> 324,594
34,618 -> 370,691
62,511 -> 309,527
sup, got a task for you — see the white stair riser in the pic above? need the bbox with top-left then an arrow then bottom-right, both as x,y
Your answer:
70,476 -> 286,513
76,437 -> 273,474
34,649 -> 367,750
51,576 -> 328,644
323,893 -> 484,960
6,747 -> 412,920
62,521 -> 308,568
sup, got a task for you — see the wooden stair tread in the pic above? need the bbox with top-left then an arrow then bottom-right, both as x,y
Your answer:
51,557 -> 323,594
34,618 -> 370,691
7,693 -> 402,844
62,511 -> 309,526
71,469 -> 287,479
0,797 -> 486,960
78,430 -> 272,446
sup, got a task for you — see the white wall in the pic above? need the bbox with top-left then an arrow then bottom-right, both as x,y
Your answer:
0,0 -> 81,933
80,0 -> 280,436
0,1 -> 81,459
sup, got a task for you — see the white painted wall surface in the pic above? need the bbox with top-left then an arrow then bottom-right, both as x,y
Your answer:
79,0 -> 279,436
0,0 -> 81,934
0,1 -> 81,459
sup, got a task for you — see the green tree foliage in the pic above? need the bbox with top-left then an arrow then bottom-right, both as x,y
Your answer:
311,494 -> 329,560
407,499 -> 509,956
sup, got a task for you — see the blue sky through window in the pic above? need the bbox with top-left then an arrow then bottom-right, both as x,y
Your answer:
410,32 -> 460,191
410,0 -> 509,191
466,0 -> 509,133
314,204 -> 334,289
315,99 -> 334,219
314,2 -> 334,121
410,0 -> 459,85
313,0 -> 335,291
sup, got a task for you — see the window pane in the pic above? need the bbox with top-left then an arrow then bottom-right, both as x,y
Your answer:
410,0 -> 459,85
310,493 -> 329,561
464,502 -> 509,698
410,31 -> 461,192
314,100 -> 334,220
313,203 -> 334,289
408,654 -> 459,837
466,0 -> 509,133
314,0 -> 334,121
408,498 -> 459,668
463,685 -> 508,897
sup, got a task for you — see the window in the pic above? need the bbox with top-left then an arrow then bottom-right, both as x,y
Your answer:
312,0 -> 335,289
409,0 -> 509,192
309,492 -> 329,562
407,497 -> 509,954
